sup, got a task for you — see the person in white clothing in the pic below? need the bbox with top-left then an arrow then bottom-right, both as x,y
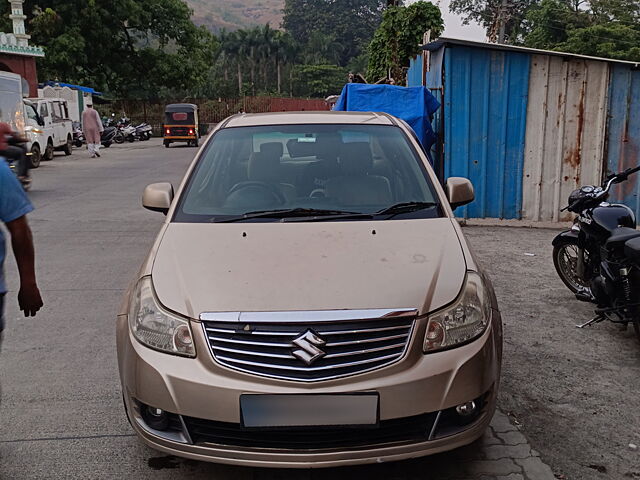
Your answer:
81,105 -> 104,158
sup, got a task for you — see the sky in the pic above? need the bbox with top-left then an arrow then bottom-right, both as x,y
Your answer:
407,0 -> 487,41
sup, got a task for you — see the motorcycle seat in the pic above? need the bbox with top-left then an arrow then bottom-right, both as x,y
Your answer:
625,237 -> 640,263
605,227 -> 640,250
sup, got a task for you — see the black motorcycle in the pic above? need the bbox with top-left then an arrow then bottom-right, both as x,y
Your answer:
552,165 -> 640,342
2,133 -> 32,190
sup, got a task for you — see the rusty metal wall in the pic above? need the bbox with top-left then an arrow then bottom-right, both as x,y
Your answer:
522,55 -> 609,222
443,45 -> 530,219
606,65 -> 640,218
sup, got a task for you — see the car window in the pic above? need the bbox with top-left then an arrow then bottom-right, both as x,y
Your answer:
175,124 -> 441,222
51,102 -> 63,121
25,104 -> 39,123
39,102 -> 49,119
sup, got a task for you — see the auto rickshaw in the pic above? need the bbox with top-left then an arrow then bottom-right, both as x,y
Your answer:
163,103 -> 199,148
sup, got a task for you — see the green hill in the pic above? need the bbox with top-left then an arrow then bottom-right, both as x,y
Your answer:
186,0 -> 284,31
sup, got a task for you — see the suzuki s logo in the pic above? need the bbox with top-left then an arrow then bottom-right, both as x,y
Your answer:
291,329 -> 326,365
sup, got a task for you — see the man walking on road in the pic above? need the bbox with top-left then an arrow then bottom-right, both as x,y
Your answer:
82,104 -> 104,158
0,160 -> 43,346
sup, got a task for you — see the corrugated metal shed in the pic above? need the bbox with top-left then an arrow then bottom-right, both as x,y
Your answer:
606,66 -> 640,219
408,38 -> 640,221
443,46 -> 530,219
522,55 -> 609,221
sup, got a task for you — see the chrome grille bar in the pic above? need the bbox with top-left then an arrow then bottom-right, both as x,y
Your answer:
201,308 -> 416,382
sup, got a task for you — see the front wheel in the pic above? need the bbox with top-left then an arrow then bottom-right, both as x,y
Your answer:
553,240 -> 592,294
29,144 -> 41,168
44,141 -> 54,161
63,135 -> 73,155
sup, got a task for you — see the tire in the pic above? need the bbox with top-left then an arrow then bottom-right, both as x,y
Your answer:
164,141 -> 170,148
127,135 -> 135,143
44,140 -> 54,161
115,132 -> 125,144
193,138 -> 199,147
29,144 -> 41,169
74,139 -> 83,148
103,141 -> 112,148
63,135 -> 73,155
553,239 -> 592,294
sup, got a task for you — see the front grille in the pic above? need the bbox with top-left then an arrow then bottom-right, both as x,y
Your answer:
201,310 -> 416,382
183,412 -> 438,449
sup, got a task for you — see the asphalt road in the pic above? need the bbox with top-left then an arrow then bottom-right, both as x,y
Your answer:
0,139 -> 637,479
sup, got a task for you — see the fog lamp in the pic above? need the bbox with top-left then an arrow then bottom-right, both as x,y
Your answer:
455,401 -> 477,417
142,405 -> 169,430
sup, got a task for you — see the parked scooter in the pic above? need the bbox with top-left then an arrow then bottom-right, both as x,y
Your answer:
72,121 -> 85,147
101,126 -> 117,148
552,165 -> 640,343
134,122 -> 152,141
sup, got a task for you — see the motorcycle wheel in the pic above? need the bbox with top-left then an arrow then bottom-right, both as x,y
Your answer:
633,321 -> 640,344
115,133 -> 125,144
553,240 -> 592,294
127,135 -> 135,143
74,140 -> 83,148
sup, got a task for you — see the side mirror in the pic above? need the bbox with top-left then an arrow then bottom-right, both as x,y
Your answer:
446,177 -> 475,210
142,182 -> 174,214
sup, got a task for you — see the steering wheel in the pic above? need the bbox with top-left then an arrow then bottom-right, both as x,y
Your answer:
226,181 -> 286,205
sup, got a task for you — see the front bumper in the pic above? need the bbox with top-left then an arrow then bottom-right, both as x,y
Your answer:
116,311 -> 502,468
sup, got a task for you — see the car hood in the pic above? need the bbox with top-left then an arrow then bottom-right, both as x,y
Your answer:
151,218 -> 467,318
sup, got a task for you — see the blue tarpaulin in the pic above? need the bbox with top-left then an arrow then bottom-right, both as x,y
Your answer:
333,83 -> 440,153
40,81 -> 103,95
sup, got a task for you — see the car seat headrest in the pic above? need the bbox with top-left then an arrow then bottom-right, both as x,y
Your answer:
339,142 -> 373,175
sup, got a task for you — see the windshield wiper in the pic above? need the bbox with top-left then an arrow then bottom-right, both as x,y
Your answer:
375,201 -> 439,217
214,208 -> 372,223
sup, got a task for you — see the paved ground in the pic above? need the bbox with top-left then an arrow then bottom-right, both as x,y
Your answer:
0,139 -> 635,479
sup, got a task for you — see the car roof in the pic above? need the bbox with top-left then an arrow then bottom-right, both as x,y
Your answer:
165,103 -> 198,112
223,111 -> 396,128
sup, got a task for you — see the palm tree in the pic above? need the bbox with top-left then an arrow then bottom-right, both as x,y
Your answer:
303,32 -> 343,65
257,24 -> 277,91
278,33 -> 299,96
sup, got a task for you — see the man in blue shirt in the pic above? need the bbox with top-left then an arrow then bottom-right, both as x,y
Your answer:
0,160 -> 43,342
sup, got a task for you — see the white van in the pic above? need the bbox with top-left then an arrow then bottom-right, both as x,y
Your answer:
0,72 -> 37,167
27,97 -> 73,161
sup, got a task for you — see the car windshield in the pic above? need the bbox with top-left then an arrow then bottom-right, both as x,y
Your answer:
174,124 -> 441,222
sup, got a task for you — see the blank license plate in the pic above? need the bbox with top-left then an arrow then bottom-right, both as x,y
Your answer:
240,394 -> 379,428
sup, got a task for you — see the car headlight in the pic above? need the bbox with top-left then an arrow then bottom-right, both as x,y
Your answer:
424,272 -> 491,352
128,277 -> 195,357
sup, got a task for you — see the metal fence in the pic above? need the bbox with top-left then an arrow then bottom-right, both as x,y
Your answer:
105,96 -> 331,134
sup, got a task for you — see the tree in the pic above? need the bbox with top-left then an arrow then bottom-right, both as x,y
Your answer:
292,64 -> 348,97
367,1 -> 443,83
449,0 -> 536,43
0,0 -> 217,99
282,0 -> 387,66
520,0 -> 640,60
